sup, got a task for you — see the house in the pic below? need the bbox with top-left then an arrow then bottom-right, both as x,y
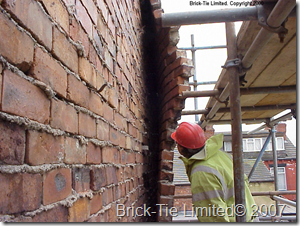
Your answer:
223,123 -> 296,201
173,123 -> 296,219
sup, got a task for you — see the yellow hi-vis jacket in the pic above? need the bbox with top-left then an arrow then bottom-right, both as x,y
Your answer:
180,134 -> 257,222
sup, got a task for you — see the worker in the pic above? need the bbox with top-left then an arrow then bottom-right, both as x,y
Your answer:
171,122 -> 258,222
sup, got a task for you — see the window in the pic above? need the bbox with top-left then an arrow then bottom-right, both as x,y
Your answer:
224,136 -> 285,152
224,141 -> 232,152
243,137 -> 285,152
270,167 -> 287,191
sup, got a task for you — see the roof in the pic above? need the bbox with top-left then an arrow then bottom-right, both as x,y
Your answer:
200,14 -> 296,126
243,159 -> 274,183
173,148 -> 274,184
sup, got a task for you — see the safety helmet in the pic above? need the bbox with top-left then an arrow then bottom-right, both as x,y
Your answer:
171,122 -> 206,149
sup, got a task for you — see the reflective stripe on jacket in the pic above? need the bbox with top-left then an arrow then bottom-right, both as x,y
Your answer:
180,134 -> 257,222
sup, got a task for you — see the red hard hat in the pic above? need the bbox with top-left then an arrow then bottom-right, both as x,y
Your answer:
171,122 -> 206,149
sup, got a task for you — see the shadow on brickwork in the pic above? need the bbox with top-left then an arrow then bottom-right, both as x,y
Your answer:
139,0 -> 161,222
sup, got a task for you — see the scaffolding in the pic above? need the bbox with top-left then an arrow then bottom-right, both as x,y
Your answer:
161,0 -> 296,222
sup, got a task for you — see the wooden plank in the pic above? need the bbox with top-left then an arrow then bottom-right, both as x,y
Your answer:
281,73 -> 296,86
250,36 -> 296,87
244,18 -> 296,87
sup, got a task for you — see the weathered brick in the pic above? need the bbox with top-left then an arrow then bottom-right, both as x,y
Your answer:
81,0 -> 98,25
79,57 -> 97,88
2,70 -> 50,124
105,166 -> 118,185
0,120 -> 25,165
159,171 -> 174,182
32,205 -> 68,222
72,167 -> 90,193
43,168 -> 72,205
0,13 -> 34,72
102,187 -> 113,206
89,91 -> 103,116
26,130 -> 64,165
53,27 -> 78,73
75,0 -> 93,37
102,102 -> 114,123
160,150 -> 174,161
86,142 -> 101,164
68,197 -> 90,222
115,112 -> 126,131
109,126 -> 119,146
0,173 -> 42,214
79,112 -> 96,138
69,15 -> 89,56
90,166 -> 107,191
50,99 -> 78,134
39,0 -> 69,33
3,0 -> 52,50
90,193 -> 103,215
64,137 -> 86,164
31,47 -> 67,98
159,182 -> 175,196
102,146 -> 119,164
67,74 -> 90,108
96,119 -> 109,141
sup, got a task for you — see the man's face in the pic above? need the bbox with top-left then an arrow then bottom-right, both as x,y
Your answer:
177,144 -> 185,156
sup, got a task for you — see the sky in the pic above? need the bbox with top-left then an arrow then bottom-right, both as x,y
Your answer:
160,0 -> 297,146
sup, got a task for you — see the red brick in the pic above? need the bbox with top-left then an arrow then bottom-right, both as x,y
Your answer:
75,0 -> 93,37
32,205 -> 68,222
86,142 -> 101,164
26,130 -> 64,165
159,182 -> 175,196
31,47 -> 67,98
102,102 -> 114,122
50,99 -> 78,134
81,0 -> 98,25
102,187 -> 113,205
43,168 -> 72,205
135,153 -> 143,164
72,167 -> 90,193
125,136 -> 132,150
160,150 -> 174,161
0,12 -> 34,72
79,112 -> 96,138
105,166 -> 118,185
90,166 -> 107,191
160,160 -> 173,171
96,119 -> 109,141
89,91 -> 103,116
2,70 -> 50,124
96,69 -> 106,91
0,173 -> 42,214
90,193 -> 103,215
127,152 -> 135,164
79,57 -> 97,88
159,171 -> 174,182
69,16 -> 89,56
3,0 -> 52,50
53,27 -> 78,73
67,74 -> 90,108
109,126 -> 119,146
64,137 -> 86,164
102,146 -> 119,164
68,197 -> 90,222
39,0 -> 69,34
0,120 -> 25,165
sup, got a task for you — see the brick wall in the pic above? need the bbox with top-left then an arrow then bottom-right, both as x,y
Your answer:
0,0 -> 157,222
150,0 -> 194,222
